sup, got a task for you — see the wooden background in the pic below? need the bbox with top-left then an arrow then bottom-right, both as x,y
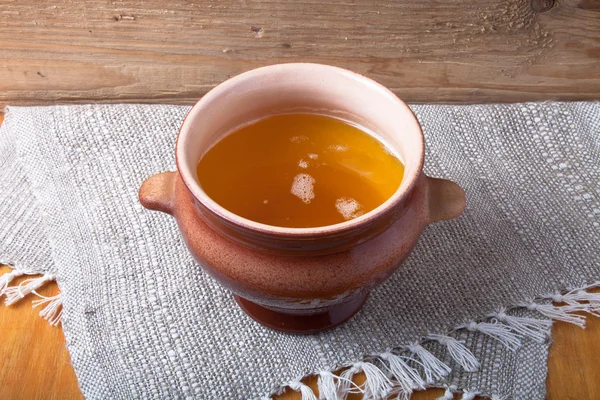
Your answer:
1,0 -> 599,107
1,0 -> 600,398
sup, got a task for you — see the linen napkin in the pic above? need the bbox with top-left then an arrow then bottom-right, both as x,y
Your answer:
1,102 -> 598,399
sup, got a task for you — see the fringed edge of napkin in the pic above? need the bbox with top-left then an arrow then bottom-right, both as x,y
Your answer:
266,281 -> 600,400
1,261 -> 599,399
0,262 -> 63,326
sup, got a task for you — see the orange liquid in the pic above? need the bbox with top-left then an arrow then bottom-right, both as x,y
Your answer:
197,113 -> 404,228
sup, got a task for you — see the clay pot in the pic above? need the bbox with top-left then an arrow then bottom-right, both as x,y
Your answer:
139,63 -> 466,334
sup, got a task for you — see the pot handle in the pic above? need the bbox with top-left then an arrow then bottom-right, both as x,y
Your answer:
139,171 -> 177,215
424,176 -> 466,223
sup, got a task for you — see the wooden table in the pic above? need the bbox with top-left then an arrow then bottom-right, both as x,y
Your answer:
1,0 -> 599,107
1,1 -> 599,398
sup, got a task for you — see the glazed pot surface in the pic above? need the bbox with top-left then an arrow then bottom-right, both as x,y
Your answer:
139,170 -> 464,333
139,63 -> 466,333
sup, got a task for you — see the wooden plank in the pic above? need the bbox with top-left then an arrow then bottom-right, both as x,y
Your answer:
1,0 -> 599,106
0,266 -> 83,400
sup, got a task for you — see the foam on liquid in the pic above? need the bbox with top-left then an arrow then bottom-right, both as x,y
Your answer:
196,113 -> 404,228
291,173 -> 316,204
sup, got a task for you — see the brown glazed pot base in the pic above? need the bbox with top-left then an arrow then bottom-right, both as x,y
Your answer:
234,293 -> 370,334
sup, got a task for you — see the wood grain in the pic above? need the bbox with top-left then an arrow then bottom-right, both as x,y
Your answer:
0,266 -> 83,400
1,0 -> 599,107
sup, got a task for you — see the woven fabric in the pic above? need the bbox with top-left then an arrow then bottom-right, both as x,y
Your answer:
0,103 -> 598,399
0,111 -> 54,276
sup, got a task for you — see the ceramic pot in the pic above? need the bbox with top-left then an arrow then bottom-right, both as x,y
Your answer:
139,63 -> 466,334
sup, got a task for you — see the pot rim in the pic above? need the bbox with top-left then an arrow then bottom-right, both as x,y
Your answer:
175,63 -> 425,238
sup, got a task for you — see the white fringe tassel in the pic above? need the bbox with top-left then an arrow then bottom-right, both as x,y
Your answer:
427,334 -> 480,372
462,321 -> 522,352
288,380 -> 318,400
406,343 -> 451,384
318,370 -> 365,400
379,351 -> 426,399
316,371 -> 337,400
461,391 -> 479,400
545,283 -> 600,317
360,361 -> 394,399
0,268 -> 24,296
435,385 -> 456,400
337,364 -> 361,396
32,291 -> 63,326
3,273 -> 56,306
565,291 -> 600,315
524,301 -> 588,328
488,308 -> 552,343
567,291 -> 600,317
338,361 -> 393,399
